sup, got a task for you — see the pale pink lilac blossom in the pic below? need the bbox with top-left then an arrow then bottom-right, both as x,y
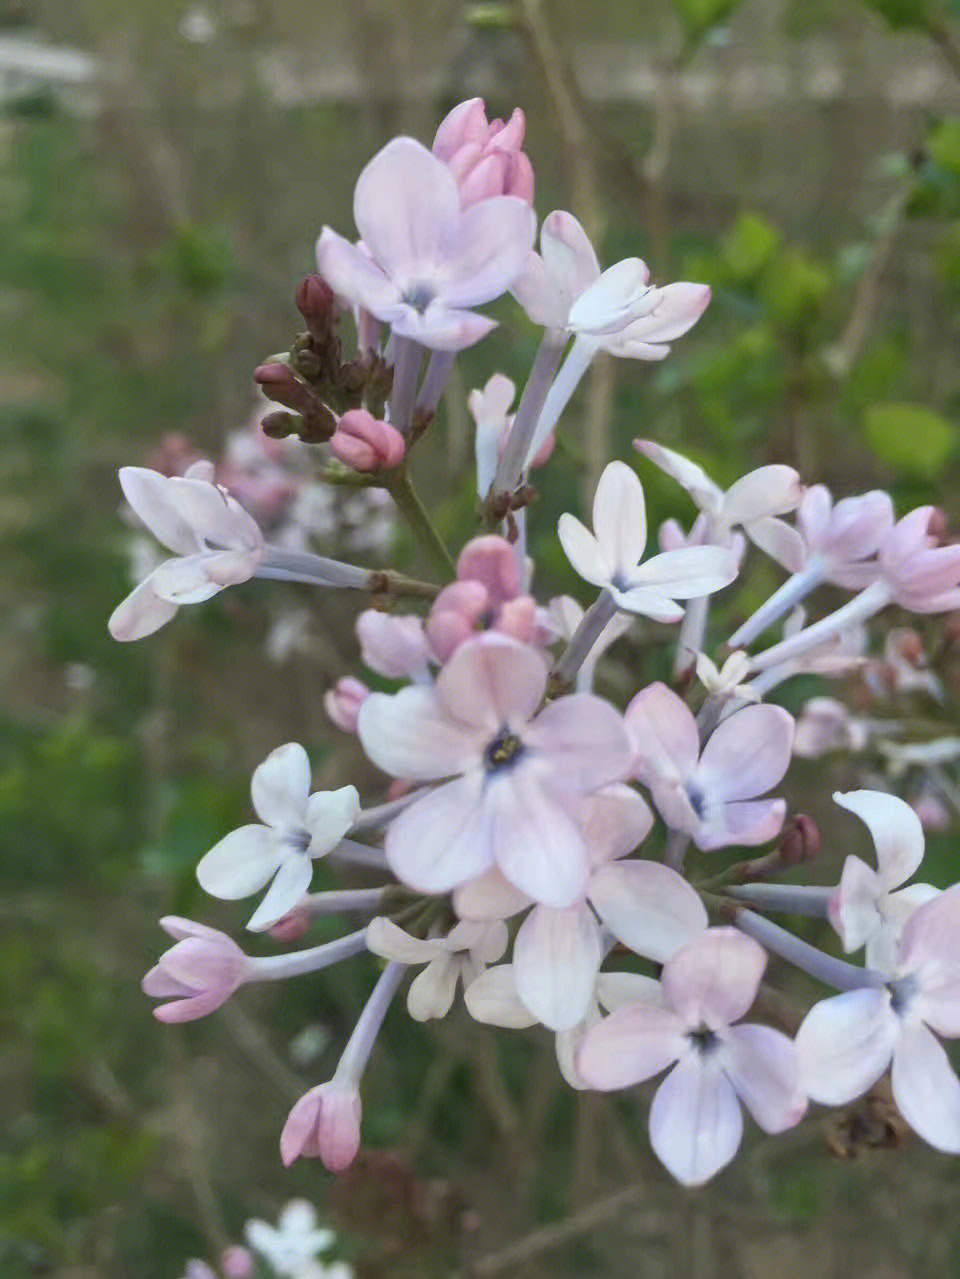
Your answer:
558,462 -> 739,622
625,683 -> 793,850
578,928 -> 806,1185
316,137 -> 536,351
468,373 -> 554,497
829,790 -> 939,973
357,634 -> 632,907
109,465 -> 265,641
196,743 -> 359,931
796,887 -> 960,1154
244,1200 -> 339,1278
142,918 -> 252,1022
425,536 -> 540,661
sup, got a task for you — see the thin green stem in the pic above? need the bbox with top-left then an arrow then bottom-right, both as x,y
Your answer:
387,467 -> 456,578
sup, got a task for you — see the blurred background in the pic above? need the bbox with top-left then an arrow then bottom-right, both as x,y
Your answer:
5,0 -> 960,1275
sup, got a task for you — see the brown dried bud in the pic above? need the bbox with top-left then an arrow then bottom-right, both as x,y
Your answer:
778,813 -> 822,866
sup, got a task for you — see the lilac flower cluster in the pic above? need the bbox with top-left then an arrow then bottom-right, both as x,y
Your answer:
119,102 -> 960,1187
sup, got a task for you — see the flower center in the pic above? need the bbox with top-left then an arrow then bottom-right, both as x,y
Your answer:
403,283 -> 435,314
887,973 -> 919,1018
686,1025 -> 720,1057
484,729 -> 524,771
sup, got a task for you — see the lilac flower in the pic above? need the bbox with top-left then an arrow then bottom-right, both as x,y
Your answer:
316,137 -> 536,351
365,917 -> 508,1021
432,98 -> 535,206
793,697 -> 877,758
577,929 -> 806,1185
244,1200 -> 337,1278
796,887 -> 960,1153
109,466 -> 264,641
625,683 -> 793,850
142,918 -> 252,1022
635,441 -> 801,541
829,790 -> 939,973
356,634 -> 633,907
509,212 -> 711,462
196,744 -> 359,931
425,535 -> 540,661
558,462 -> 739,621
356,609 -> 431,681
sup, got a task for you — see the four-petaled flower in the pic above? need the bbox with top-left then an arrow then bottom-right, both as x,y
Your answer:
244,1200 -> 339,1278
316,137 -> 536,351
625,683 -> 793,849
197,743 -> 359,931
558,462 -> 739,621
829,789 -> 939,973
366,916 -> 508,1021
577,928 -> 806,1185
357,634 -> 633,908
109,465 -> 264,641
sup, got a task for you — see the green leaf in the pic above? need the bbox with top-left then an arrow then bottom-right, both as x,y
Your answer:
928,119 -> 960,177
862,0 -> 931,28
864,402 -> 956,476
674,0 -> 743,36
722,213 -> 781,280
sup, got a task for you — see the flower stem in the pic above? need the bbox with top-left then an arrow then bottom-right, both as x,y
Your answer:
386,468 -> 456,578
257,547 -> 440,600
745,579 -> 892,674
726,562 -> 825,650
254,928 -> 370,981
490,332 -> 567,500
725,884 -> 833,916
549,589 -> 617,693
733,908 -> 884,991
416,350 -> 457,418
388,336 -> 424,435
338,960 -> 407,1080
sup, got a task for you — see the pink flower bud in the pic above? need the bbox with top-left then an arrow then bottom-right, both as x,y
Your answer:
219,1246 -> 255,1279
456,535 -> 522,603
778,814 -> 822,866
495,595 -> 538,645
356,610 -> 430,679
142,918 -> 251,1022
254,362 -> 310,411
324,676 -> 370,733
268,903 -> 313,944
426,580 -> 491,662
280,1079 -> 362,1172
432,100 -> 534,206
330,409 -> 405,473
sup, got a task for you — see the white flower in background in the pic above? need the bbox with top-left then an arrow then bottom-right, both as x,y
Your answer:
558,462 -> 738,621
197,744 -> 359,931
695,650 -> 758,701
109,465 -> 264,641
366,917 -> 508,1020
245,1199 -> 348,1278
829,790 -> 939,973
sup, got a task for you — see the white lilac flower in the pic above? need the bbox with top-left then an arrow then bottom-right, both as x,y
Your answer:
245,1200 -> 349,1278
578,929 -> 806,1185
796,886 -> 960,1154
829,789 -> 939,974
196,744 -> 359,931
365,917 -> 508,1020
558,462 -> 738,622
109,465 -> 264,641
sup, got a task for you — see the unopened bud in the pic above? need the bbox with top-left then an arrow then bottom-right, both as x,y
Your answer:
261,410 -> 302,438
778,814 -> 822,866
295,274 -> 336,337
927,507 -> 949,544
269,904 -> 313,944
893,628 -> 925,666
324,675 -> 370,733
254,362 -> 314,413
330,409 -> 405,472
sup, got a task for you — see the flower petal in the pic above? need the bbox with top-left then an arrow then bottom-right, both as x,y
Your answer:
358,686 -> 486,781
251,742 -> 311,828
630,545 -> 737,597
118,467 -> 198,554
834,789 -> 925,892
524,694 -> 633,791
464,964 -> 539,1028
590,861 -> 708,962
723,1023 -> 806,1132
592,461 -> 648,577
694,798 -> 786,851
305,785 -> 361,855
662,928 -> 766,1027
557,513 -> 610,587
649,1059 -> 743,1186
830,855 -> 882,953
365,916 -> 441,964
795,987 -> 898,1105
576,1002 -> 685,1089
579,783 -> 654,866
407,956 -> 460,1021
633,440 -> 723,513
624,682 -> 700,785
488,766 -> 590,907
246,854 -> 314,931
108,577 -> 180,641
453,866 -> 532,920
435,634 -> 547,732
699,704 -> 793,802
316,228 -> 403,316
385,771 -> 494,893
891,1021 -> 960,1153
513,903 -> 603,1030
196,825 -> 281,899
722,466 -> 801,525
438,197 -> 537,308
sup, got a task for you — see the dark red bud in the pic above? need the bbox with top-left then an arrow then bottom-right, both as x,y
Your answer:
778,814 -> 822,866
295,274 -> 336,336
